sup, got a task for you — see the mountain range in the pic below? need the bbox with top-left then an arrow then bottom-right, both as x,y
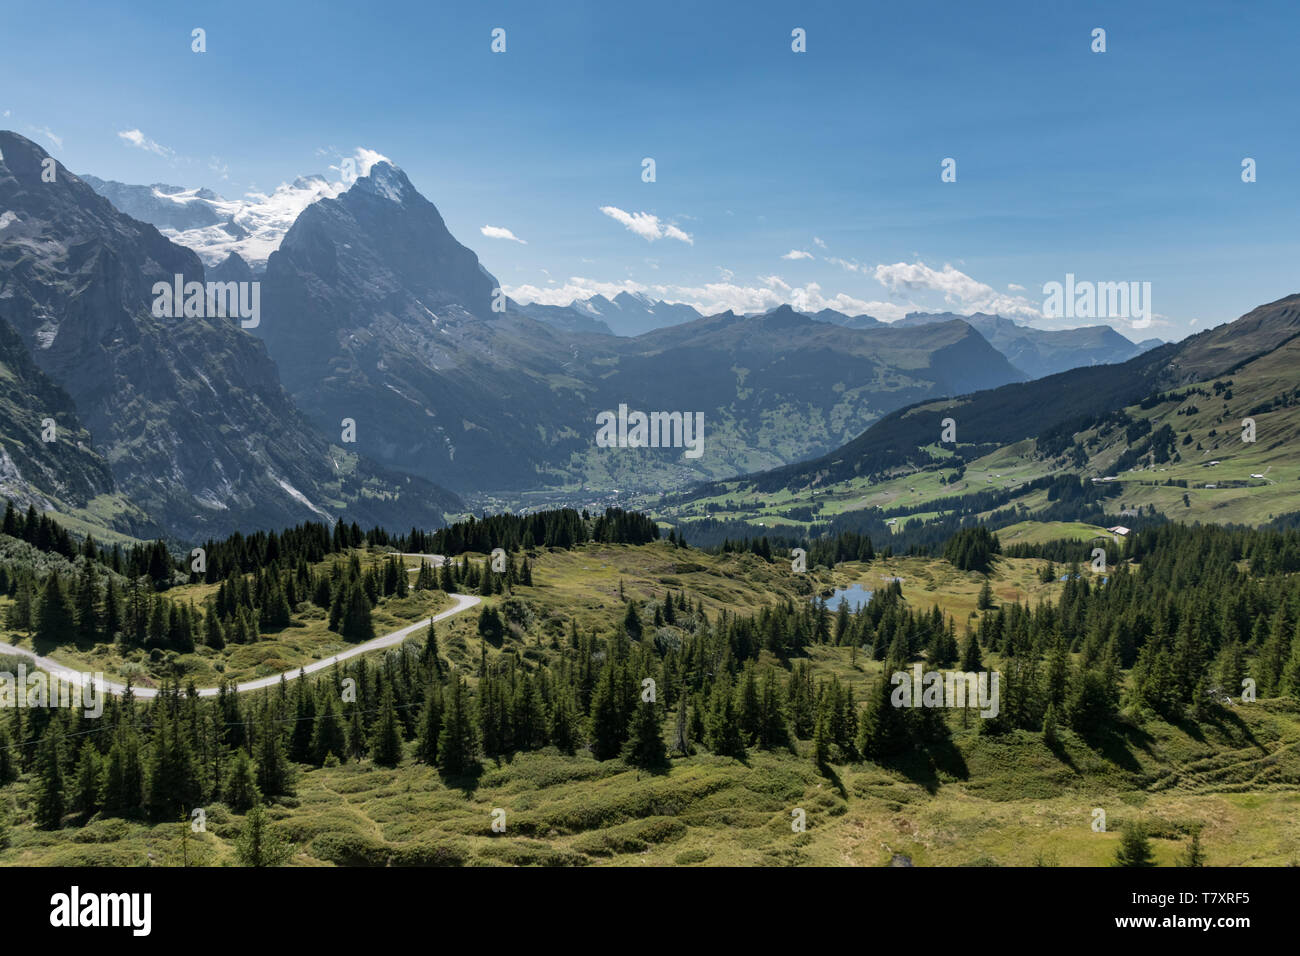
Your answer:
0,132 -> 459,542
891,311 -> 1161,379
5,128 -> 1289,544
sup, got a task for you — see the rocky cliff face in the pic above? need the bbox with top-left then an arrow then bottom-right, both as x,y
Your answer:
0,132 -> 460,540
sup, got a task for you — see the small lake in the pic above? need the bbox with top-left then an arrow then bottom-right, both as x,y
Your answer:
819,583 -> 874,612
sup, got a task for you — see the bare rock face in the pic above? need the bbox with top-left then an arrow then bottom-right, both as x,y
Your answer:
0,132 -> 459,540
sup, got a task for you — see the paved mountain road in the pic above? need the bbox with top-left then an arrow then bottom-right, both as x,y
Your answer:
0,590 -> 481,700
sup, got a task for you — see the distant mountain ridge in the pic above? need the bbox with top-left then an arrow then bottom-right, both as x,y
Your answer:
893,311 -> 1159,378
710,293 -> 1300,496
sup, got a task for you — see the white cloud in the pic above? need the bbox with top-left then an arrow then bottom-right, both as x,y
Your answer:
480,225 -> 527,244
599,206 -> 693,244
353,147 -> 390,177
781,249 -> 814,260
28,125 -> 63,149
872,261 -> 1040,320
812,237 -> 827,249
1007,282 -> 1025,291
118,128 -> 173,158
827,256 -> 863,273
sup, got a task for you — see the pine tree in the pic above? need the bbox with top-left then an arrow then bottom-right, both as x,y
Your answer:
254,705 -> 292,798
234,804 -> 292,867
340,583 -> 374,642
623,601 -> 643,640
1176,828 -> 1206,867
812,701 -> 831,770
857,675 -> 909,759
548,691 -> 576,754
75,564 -> 100,643
622,698 -> 668,770
370,684 -> 404,766
288,679 -> 316,763
223,748 -> 260,812
34,733 -> 64,829
35,573 -> 76,645
589,665 -> 628,760
1113,823 -> 1156,867
706,680 -> 745,758
73,744 -> 100,816
1042,701 -> 1059,746
310,691 -> 346,765
672,693 -> 690,755
6,573 -> 34,635
416,683 -> 443,764
437,676 -> 477,775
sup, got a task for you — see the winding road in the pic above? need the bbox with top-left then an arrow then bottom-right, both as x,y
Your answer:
0,591 -> 482,700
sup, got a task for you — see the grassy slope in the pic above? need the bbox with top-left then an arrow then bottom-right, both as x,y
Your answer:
658,337 -> 1300,533
3,541 -> 1299,867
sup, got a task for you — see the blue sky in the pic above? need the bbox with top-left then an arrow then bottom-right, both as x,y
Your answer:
3,0 -> 1298,339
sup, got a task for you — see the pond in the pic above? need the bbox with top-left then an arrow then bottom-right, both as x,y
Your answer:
819,583 -> 874,612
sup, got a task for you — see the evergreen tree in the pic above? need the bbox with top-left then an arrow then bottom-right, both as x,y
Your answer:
35,574 -> 76,645
34,733 -> 64,829
1042,701 -> 1059,746
1113,823 -> 1156,867
223,749 -> 260,812
310,691 -> 347,765
1176,828 -> 1206,867
589,665 -> 628,760
234,804 -> 292,867
254,705 -> 292,798
623,698 -> 668,770
672,693 -> 690,755
72,745 -> 101,818
75,564 -> 100,643
960,630 -> 983,671
812,701 -> 831,769
437,677 -> 478,775
416,683 -> 443,764
706,679 -> 745,758
857,676 -> 910,759
5,573 -> 33,635
340,582 -> 374,642
370,684 -> 404,766
623,601 -> 643,640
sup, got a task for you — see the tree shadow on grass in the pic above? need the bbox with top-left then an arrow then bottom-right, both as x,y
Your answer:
879,737 -> 969,794
817,762 -> 848,799
439,762 -> 485,797
1046,734 -> 1079,770
1082,721 -> 1154,774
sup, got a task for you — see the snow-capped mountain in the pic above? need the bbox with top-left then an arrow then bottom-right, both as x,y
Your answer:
569,291 -> 701,336
80,155 -> 390,269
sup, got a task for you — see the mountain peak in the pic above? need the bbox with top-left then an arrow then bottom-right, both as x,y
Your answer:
353,161 -> 411,204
